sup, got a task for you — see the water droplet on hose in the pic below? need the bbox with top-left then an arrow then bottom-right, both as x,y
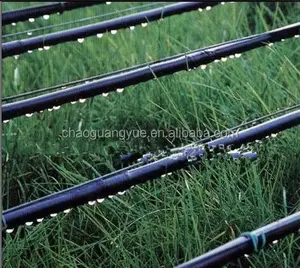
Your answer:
77,38 -> 84,43
111,30 -> 117,35
48,108 -> 53,112
37,218 -> 44,222
116,88 -> 124,93
141,22 -> 148,27
38,48 -> 44,51
28,50 -> 33,54
29,18 -> 35,22
295,35 -> 300,38
53,106 -> 60,110
198,8 -> 203,12
106,2 -> 112,4
43,14 -> 50,20
102,93 -> 109,97
235,53 -> 241,58
12,22 -> 16,26
44,46 -> 50,50
79,99 -> 86,103
130,26 -> 135,30
63,209 -> 71,214
25,222 -> 33,226
3,120 -> 10,124
97,33 -> 103,38
27,32 -> 32,36
50,213 -> 57,217
88,201 -> 96,205
118,191 -> 126,195
71,101 -> 77,104
25,113 -> 33,117
200,65 -> 207,70
6,229 -> 14,233
206,6 -> 212,10
221,57 -> 227,62
97,198 -> 104,203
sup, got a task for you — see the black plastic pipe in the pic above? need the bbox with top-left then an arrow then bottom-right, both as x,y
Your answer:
2,2 -> 104,25
3,110 -> 299,231
2,2 -> 220,58
2,22 -> 299,121
176,212 -> 300,268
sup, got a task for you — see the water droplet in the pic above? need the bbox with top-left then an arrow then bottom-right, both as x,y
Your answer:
271,133 -> 277,138
61,86 -> 67,89
198,8 -> 203,12
235,53 -> 241,58
102,93 -> 109,97
25,222 -> 33,226
44,46 -> 50,50
268,43 -> 274,47
244,254 -> 249,258
200,65 -> 207,70
108,195 -> 114,198
295,35 -> 300,38
3,120 -> 10,124
161,174 -> 166,178
43,14 -> 50,20
214,59 -> 220,63
97,198 -> 104,203
97,33 -> 103,38
130,26 -> 135,30
38,47 -> 44,51
14,55 -> 19,60
141,22 -> 148,27
77,38 -> 84,43
28,50 -> 33,54
71,101 -> 77,104
29,18 -> 35,22
48,108 -> 53,112
118,191 -> 126,195
229,55 -> 235,59
88,201 -> 96,205
25,113 -> 33,117
106,1 -> 112,4
53,106 -> 60,110
272,240 -> 278,244
221,57 -> 227,62
116,88 -> 124,93
79,99 -> 86,103
111,30 -> 117,35
206,6 -> 212,10
50,213 -> 57,217
27,32 -> 32,36
37,218 -> 44,222
167,172 -> 172,176
221,2 -> 225,4
281,39 -> 285,42
12,22 -> 16,26
63,209 -> 71,214
6,229 -> 14,233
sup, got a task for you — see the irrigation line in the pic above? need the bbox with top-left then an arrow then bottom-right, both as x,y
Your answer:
3,3 -> 165,39
2,22 -> 300,121
176,211 -> 300,268
2,35 -> 261,103
2,2 -> 221,58
171,103 -> 300,152
3,109 -> 300,231
2,2 -> 105,26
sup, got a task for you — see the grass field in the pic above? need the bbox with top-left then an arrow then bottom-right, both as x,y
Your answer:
2,2 -> 300,267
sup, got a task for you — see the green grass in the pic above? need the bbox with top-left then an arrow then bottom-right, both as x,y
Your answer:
2,2 -> 300,267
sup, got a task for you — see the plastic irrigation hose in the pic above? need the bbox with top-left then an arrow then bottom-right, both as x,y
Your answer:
2,109 -> 300,231
176,212 -> 300,268
2,34 -> 260,103
2,2 -> 104,25
2,2 -> 220,58
2,22 -> 300,121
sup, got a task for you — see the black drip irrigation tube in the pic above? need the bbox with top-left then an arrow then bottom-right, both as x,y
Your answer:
2,2 -> 104,25
2,22 -> 300,121
2,2 -> 220,58
2,109 -> 300,232
176,212 -> 300,268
